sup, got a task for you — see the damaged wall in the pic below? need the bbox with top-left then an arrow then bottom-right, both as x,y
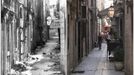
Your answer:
1,0 -> 47,74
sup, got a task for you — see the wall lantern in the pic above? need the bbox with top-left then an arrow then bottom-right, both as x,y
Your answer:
47,16 -> 52,26
108,6 -> 115,18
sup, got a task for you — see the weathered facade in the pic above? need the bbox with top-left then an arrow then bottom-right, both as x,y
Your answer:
66,0 -> 78,74
61,0 -> 97,74
88,0 -> 98,48
30,0 -> 46,51
112,0 -> 124,39
124,0 -> 133,75
113,0 -> 133,75
1,0 -> 46,74
1,0 -> 30,74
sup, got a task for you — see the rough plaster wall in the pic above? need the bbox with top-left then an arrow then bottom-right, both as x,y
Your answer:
0,0 -> 2,74
124,1 -> 133,75
60,0 -> 67,74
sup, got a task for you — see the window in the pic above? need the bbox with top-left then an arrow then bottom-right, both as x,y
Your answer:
82,6 -> 86,18
19,8 -> 22,18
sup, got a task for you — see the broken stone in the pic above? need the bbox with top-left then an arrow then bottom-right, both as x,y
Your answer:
12,63 -> 27,72
42,52 -> 46,55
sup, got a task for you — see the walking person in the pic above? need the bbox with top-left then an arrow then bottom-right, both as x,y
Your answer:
106,32 -> 112,56
98,33 -> 102,50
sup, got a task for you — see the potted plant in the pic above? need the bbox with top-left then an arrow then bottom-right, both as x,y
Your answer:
114,46 -> 124,71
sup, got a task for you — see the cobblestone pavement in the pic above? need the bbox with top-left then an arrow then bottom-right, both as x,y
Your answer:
71,43 -> 124,75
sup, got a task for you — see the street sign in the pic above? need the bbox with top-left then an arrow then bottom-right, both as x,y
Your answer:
50,19 -> 60,28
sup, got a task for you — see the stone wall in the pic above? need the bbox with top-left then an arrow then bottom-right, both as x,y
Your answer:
62,0 -> 97,75
0,0 -> 46,74
124,0 -> 133,75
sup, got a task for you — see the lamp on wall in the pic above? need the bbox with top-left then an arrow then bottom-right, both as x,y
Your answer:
47,16 -> 52,26
108,6 -> 115,18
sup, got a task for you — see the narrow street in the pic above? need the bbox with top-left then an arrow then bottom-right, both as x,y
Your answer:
30,30 -> 63,75
20,29 -> 63,75
71,43 -> 124,75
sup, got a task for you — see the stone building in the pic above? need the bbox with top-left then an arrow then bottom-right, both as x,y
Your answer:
0,0 -> 46,74
112,0 -> 124,39
60,0 -> 97,74
98,0 -> 133,75
113,0 -> 133,75
1,0 -> 30,74
29,0 -> 46,51
124,0 -> 133,75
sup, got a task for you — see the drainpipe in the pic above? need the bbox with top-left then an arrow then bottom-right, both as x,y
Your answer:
0,2 -> 2,75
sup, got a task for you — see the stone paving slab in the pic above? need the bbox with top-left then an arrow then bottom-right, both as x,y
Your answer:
37,40 -> 58,54
71,43 -> 124,75
71,71 -> 95,75
102,70 -> 124,75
